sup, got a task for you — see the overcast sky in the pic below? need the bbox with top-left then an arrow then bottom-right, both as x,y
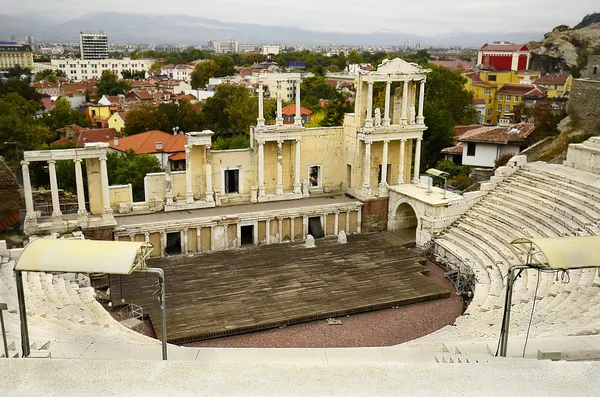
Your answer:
4,0 -> 598,36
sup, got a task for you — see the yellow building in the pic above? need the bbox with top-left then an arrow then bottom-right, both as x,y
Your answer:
534,74 -> 573,98
107,111 -> 128,133
0,42 -> 34,70
86,105 -> 115,128
465,70 -> 541,124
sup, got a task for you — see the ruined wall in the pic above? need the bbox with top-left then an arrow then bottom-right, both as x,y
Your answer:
108,184 -> 132,212
361,198 -> 389,232
568,79 -> 600,133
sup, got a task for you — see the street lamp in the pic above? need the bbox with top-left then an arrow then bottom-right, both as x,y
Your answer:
426,168 -> 450,200
172,126 -> 180,135
4,141 -> 21,185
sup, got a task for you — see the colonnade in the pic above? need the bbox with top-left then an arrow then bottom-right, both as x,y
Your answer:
184,144 -> 214,204
257,138 -> 302,197
364,78 -> 426,128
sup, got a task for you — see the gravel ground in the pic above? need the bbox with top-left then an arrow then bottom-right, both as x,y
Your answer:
181,260 -> 464,348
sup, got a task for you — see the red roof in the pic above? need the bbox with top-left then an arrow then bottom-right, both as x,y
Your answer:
106,130 -> 185,154
465,72 -> 496,88
281,104 -> 312,116
458,123 -> 536,144
441,125 -> 482,154
480,43 -> 529,52
497,83 -> 536,95
473,98 -> 486,105
52,127 -> 118,148
535,74 -> 570,85
168,152 -> 186,161
430,60 -> 476,71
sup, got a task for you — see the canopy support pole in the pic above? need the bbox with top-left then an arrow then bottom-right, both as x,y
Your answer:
15,271 -> 30,358
498,265 -> 529,357
139,267 -> 167,360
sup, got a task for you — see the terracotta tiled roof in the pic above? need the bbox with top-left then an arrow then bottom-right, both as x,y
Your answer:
535,74 -> 570,85
168,152 -> 186,161
281,104 -> 312,116
497,83 -> 536,95
441,125 -> 482,154
440,143 -> 464,154
31,80 -> 58,89
465,72 -> 496,88
474,98 -> 487,105
480,43 -> 529,52
430,60 -> 476,71
52,127 -> 118,147
458,123 -> 536,144
105,130 -> 185,154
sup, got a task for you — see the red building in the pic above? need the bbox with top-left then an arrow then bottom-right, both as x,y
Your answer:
478,43 -> 530,71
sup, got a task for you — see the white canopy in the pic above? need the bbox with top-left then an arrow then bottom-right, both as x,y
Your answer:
511,236 -> 600,270
15,239 -> 153,274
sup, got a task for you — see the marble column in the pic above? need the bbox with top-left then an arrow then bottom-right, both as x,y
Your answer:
365,80 -> 374,128
160,232 -> 166,257
334,212 -> 339,236
362,141 -> 372,196
73,159 -> 87,219
294,80 -> 302,126
322,214 -> 328,237
210,226 -> 215,251
144,232 -> 150,243
196,228 -> 202,252
224,225 -> 229,250
276,83 -> 283,126
265,219 -> 271,244
252,222 -> 258,245
257,83 -> 265,128
379,140 -> 389,194
47,160 -> 62,219
181,229 -> 188,255
293,139 -> 301,194
258,140 -> 265,197
99,156 -> 112,215
302,215 -> 308,239
278,218 -> 283,243
165,170 -> 174,206
21,161 -> 35,220
383,79 -> 391,127
129,234 -> 135,242
401,80 -> 409,125
345,211 -> 350,234
417,79 -> 426,125
276,140 -> 284,195
357,210 -> 362,234
205,145 -> 213,202
185,145 -> 193,204
413,138 -> 422,184
237,223 -> 242,248
290,216 -> 295,242
398,139 -> 406,185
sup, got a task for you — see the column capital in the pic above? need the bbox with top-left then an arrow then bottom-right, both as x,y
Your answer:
295,137 -> 302,143
47,159 -> 56,164
98,155 -> 107,162
290,216 -> 296,220
277,139 -> 283,145
21,160 -> 29,166
265,218 -> 271,223
257,139 -> 265,145
383,139 -> 390,144
73,158 -> 83,163
205,144 -> 211,149
365,141 -> 372,146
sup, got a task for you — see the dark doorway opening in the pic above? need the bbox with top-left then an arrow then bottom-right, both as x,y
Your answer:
241,225 -> 254,245
166,231 -> 181,255
308,216 -> 325,238
225,169 -> 240,194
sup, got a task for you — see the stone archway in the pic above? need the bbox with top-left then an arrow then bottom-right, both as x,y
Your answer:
394,202 -> 418,230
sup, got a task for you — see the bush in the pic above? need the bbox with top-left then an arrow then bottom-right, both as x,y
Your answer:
435,159 -> 470,178
212,135 -> 250,150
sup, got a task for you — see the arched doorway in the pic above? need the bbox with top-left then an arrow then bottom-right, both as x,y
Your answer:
392,202 -> 418,245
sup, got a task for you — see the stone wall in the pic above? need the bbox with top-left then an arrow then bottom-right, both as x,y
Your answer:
568,78 -> 600,133
565,137 -> 600,174
361,198 -> 389,232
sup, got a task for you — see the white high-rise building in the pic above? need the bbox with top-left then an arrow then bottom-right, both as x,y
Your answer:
79,32 -> 108,60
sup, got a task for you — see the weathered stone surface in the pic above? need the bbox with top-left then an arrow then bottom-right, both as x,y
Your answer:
568,78 -> 600,133
118,203 -> 133,214
305,235 -> 315,248
361,198 -> 389,233
337,231 -> 347,244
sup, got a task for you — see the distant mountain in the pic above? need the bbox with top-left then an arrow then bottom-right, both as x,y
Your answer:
0,12 -> 541,47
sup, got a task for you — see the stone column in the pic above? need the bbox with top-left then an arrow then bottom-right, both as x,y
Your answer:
265,219 -> 271,244
21,161 -> 35,221
99,156 -> 112,215
293,139 -> 301,194
398,139 -> 406,185
205,145 -> 213,202
210,226 -> 215,251
322,214 -> 328,237
129,234 -> 135,242
73,159 -> 87,219
252,222 -> 258,245
165,170 -> 174,206
237,223 -> 242,248
47,160 -> 62,219
379,140 -> 389,194
181,229 -> 188,254
356,209 -> 362,234
278,218 -> 283,243
160,231 -> 166,257
417,79 -> 426,125
276,83 -> 283,126
257,83 -> 265,128
224,225 -> 229,250
362,141 -> 372,196
258,140 -> 265,197
294,80 -> 302,126
345,211 -> 350,234
185,145 -> 193,204
302,215 -> 308,239
290,216 -> 295,242
276,140 -> 284,195
196,228 -> 202,252
334,212 -> 339,236
144,232 -> 150,243
383,79 -> 391,127
413,138 -> 422,184
365,80 -> 374,128
401,80 -> 409,125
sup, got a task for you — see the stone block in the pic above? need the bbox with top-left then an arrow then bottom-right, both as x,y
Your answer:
0,240 -> 7,256
337,231 -> 347,244
537,350 -> 562,361
306,235 -> 316,248
9,248 -> 24,260
118,203 -> 132,214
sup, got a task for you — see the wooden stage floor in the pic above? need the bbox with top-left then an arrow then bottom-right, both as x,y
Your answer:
111,231 -> 450,343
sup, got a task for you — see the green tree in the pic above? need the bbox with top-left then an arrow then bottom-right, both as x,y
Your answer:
40,97 -> 91,132
95,70 -> 131,97
107,150 -> 162,201
190,59 -> 220,89
336,52 -> 347,70
199,85 -> 257,134
421,102 -> 456,170
0,77 -> 41,102
122,105 -> 162,136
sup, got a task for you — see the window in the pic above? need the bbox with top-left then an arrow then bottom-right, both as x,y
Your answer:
497,104 -> 502,112
487,109 -> 492,116
506,95 -> 511,101
488,75 -> 497,81
224,169 -> 240,194
486,119 -> 492,124
308,165 -> 321,187
514,96 -> 519,103
488,98 -> 492,104
467,142 -> 476,157
506,105 -> 511,112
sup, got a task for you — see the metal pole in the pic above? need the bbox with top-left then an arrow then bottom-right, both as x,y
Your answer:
15,271 -> 30,358
498,265 -> 528,357
0,307 -> 9,358
139,267 -> 167,360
